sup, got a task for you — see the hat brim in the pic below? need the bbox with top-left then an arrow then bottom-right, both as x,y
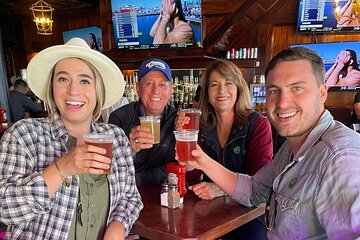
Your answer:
27,44 -> 124,110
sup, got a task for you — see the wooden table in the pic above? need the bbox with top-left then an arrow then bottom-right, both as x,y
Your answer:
131,185 -> 265,240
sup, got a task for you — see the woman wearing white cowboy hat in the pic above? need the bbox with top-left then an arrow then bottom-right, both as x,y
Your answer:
0,38 -> 143,240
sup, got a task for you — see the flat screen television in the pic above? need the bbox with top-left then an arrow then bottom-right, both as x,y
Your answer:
291,41 -> 360,90
297,0 -> 360,33
110,0 -> 202,50
63,26 -> 103,52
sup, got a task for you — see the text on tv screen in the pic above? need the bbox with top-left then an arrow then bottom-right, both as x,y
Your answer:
297,0 -> 360,33
111,0 -> 202,50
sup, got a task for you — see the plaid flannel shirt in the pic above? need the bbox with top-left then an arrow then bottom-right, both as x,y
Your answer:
0,112 -> 143,239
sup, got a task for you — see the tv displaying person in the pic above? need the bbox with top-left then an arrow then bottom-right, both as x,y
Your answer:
86,32 -> 100,51
336,0 -> 360,27
150,0 -> 195,44
325,49 -> 360,86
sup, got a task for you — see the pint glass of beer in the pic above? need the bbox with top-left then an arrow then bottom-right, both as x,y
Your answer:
173,130 -> 199,162
182,109 -> 201,130
139,116 -> 161,144
83,134 -> 115,173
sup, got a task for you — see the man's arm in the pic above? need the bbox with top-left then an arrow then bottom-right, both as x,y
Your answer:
189,146 -> 238,196
315,151 -> 360,238
22,95 -> 42,113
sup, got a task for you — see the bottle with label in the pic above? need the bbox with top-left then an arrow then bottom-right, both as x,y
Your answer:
166,162 -> 187,198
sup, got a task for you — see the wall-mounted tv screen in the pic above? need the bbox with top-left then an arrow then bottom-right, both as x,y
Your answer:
110,0 -> 202,50
291,41 -> 360,90
297,0 -> 360,33
63,26 -> 103,52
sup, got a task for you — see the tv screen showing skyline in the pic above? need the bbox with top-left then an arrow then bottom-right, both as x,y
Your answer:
111,0 -> 202,50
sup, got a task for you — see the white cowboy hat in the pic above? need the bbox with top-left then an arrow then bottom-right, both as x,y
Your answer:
26,37 -> 124,109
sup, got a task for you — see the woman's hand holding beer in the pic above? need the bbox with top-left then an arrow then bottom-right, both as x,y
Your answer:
56,144 -> 111,176
174,110 -> 190,130
129,125 -> 155,154
176,145 -> 237,197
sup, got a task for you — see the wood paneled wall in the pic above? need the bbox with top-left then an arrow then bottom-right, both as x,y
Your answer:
269,25 -> 360,60
9,0 -> 360,113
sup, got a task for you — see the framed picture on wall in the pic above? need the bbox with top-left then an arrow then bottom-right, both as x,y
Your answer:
62,26 -> 103,52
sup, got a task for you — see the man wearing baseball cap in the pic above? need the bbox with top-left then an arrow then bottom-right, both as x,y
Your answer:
109,58 -> 177,186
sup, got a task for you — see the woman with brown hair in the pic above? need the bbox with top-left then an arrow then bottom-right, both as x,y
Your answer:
176,59 -> 273,239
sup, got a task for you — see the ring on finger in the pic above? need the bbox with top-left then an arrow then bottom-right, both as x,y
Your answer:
134,139 -> 139,143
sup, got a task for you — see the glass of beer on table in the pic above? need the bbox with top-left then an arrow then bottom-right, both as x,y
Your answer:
139,116 -> 161,144
182,108 -> 201,130
173,130 -> 199,162
83,134 -> 115,173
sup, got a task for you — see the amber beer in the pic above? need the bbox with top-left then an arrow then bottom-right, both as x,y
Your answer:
139,116 -> 161,144
182,109 -> 202,130
83,134 -> 115,173
173,130 -> 199,162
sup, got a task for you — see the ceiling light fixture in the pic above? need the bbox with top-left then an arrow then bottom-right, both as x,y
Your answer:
30,0 -> 54,35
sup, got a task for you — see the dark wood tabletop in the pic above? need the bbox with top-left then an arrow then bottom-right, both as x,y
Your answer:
131,185 -> 265,240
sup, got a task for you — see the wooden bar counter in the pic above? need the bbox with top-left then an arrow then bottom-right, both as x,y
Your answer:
131,185 -> 265,240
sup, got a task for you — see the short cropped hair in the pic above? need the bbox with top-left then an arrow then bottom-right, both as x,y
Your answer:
265,47 -> 325,86
14,79 -> 28,88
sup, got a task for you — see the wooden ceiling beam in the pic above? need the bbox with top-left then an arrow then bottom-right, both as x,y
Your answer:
260,0 -> 296,25
203,0 -> 258,52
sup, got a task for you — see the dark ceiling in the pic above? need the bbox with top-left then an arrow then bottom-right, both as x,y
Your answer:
0,0 -> 99,17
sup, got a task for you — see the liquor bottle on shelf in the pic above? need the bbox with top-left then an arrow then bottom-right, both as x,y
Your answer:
123,71 -> 200,109
171,75 -> 200,109
249,82 -> 266,113
124,73 -> 139,103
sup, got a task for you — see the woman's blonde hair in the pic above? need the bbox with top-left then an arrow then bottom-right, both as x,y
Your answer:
199,59 -> 254,130
45,58 -> 105,123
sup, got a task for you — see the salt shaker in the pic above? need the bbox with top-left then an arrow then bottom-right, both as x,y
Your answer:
161,182 -> 169,207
